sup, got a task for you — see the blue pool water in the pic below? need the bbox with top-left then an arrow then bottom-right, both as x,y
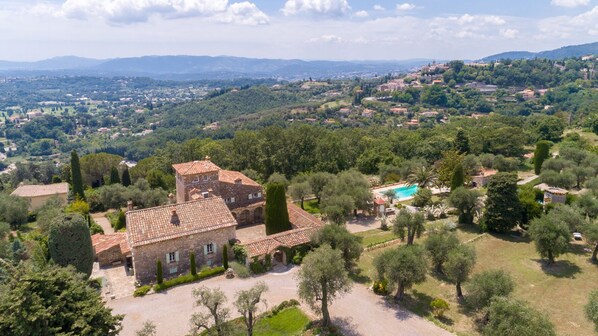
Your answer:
392,185 -> 418,199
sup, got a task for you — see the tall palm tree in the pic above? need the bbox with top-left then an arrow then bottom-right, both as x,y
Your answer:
407,166 -> 438,188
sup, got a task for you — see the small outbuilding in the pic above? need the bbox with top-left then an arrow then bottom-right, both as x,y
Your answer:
91,232 -> 131,268
11,182 -> 69,211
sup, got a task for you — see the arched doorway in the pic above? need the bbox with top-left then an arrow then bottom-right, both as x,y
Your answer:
239,209 -> 250,226
254,207 -> 263,223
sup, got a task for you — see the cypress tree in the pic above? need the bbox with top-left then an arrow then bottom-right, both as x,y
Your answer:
450,163 -> 465,191
265,182 -> 291,235
223,245 -> 229,269
156,260 -> 163,284
534,140 -> 551,175
190,252 -> 197,276
109,166 -> 120,185
454,129 -> 470,154
70,150 -> 85,201
48,214 -> 94,277
121,166 -> 131,187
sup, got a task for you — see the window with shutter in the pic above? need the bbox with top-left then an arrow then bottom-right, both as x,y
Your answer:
248,194 -> 253,199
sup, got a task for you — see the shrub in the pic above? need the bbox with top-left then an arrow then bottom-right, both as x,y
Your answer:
232,245 -> 247,264
153,266 -> 225,292
222,245 -> 229,269
292,252 -> 303,265
156,260 -> 163,285
190,252 -> 197,276
89,221 -> 104,235
229,261 -> 251,279
134,285 -> 151,297
249,257 -> 266,274
430,298 -> 449,318
264,253 -> 272,270
271,299 -> 301,316
372,279 -> 389,295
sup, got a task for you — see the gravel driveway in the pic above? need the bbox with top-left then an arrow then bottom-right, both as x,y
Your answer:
108,266 -> 451,336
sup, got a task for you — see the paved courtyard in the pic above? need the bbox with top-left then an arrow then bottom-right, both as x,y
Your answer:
92,263 -> 136,300
108,266 -> 452,336
235,223 -> 267,242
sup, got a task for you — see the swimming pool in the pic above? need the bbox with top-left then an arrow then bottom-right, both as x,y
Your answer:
392,185 -> 418,199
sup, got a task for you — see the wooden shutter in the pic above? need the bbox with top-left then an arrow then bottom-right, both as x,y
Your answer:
165,253 -> 169,263
204,245 -> 208,255
212,242 -> 217,254
175,251 -> 179,262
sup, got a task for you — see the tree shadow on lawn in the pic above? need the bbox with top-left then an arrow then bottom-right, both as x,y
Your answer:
568,242 -> 592,256
488,231 -> 531,244
533,259 -> 582,278
349,269 -> 371,284
457,224 -> 483,235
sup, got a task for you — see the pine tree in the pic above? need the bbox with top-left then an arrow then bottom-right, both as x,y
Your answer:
190,252 -> 197,276
109,166 -> 121,185
450,163 -> 465,191
156,260 -> 163,284
70,150 -> 85,201
454,129 -> 470,154
534,140 -> 551,175
222,245 -> 229,269
482,173 -> 522,232
265,183 -> 291,235
121,166 -> 132,187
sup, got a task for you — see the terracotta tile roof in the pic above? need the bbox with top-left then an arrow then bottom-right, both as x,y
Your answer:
242,227 -> 321,258
219,170 -> 260,187
126,198 -> 237,247
91,232 -> 130,255
172,160 -> 221,176
11,182 -> 69,198
242,204 -> 323,258
287,202 -> 323,229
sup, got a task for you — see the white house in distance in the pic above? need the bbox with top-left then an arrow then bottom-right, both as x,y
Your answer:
11,182 -> 69,211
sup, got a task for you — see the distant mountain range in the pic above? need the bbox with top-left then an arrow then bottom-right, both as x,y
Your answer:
0,56 -> 435,80
0,41 -> 595,80
481,41 -> 597,62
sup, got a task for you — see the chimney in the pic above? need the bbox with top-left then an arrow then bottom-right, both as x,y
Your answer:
168,193 -> 175,204
127,200 -> 133,212
205,155 -> 211,161
234,178 -> 242,185
170,208 -> 180,226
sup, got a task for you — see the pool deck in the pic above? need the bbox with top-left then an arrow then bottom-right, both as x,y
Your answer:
372,182 -> 449,202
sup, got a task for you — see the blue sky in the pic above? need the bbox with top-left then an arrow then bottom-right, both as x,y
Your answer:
0,0 -> 596,61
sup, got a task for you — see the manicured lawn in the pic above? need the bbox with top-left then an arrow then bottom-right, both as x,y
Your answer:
297,199 -> 320,215
355,228 -> 397,247
203,307 -> 310,336
353,226 -> 598,336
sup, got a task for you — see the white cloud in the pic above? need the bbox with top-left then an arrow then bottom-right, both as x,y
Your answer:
373,5 -> 385,11
538,5 -> 598,38
500,28 -> 519,38
59,0 -> 268,25
306,34 -> 343,43
551,0 -> 590,8
282,0 -> 351,16
354,10 -> 368,17
396,3 -> 416,11
215,2 -> 269,25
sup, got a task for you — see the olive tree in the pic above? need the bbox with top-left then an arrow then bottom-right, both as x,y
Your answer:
393,209 -> 425,245
189,287 -> 230,336
373,244 -> 428,300
466,270 -> 515,310
424,231 -> 459,273
529,215 -> 570,265
586,290 -> 598,332
296,245 -> 352,327
448,187 -> 480,225
234,281 -> 268,336
483,297 -> 556,336
444,244 -> 477,300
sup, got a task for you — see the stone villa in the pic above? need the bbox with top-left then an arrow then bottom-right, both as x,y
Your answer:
11,182 -> 69,211
91,157 -> 323,284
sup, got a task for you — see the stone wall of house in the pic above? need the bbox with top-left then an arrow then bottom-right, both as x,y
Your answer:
220,182 -> 263,210
132,226 -> 236,284
176,171 -> 221,203
96,245 -> 126,267
28,193 -> 68,211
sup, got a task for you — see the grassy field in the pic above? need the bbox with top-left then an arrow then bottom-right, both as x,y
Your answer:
202,307 -> 310,336
297,199 -> 321,215
355,228 -> 397,247
353,226 -> 597,336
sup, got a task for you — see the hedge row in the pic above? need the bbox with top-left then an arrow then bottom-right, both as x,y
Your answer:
153,266 -> 225,292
